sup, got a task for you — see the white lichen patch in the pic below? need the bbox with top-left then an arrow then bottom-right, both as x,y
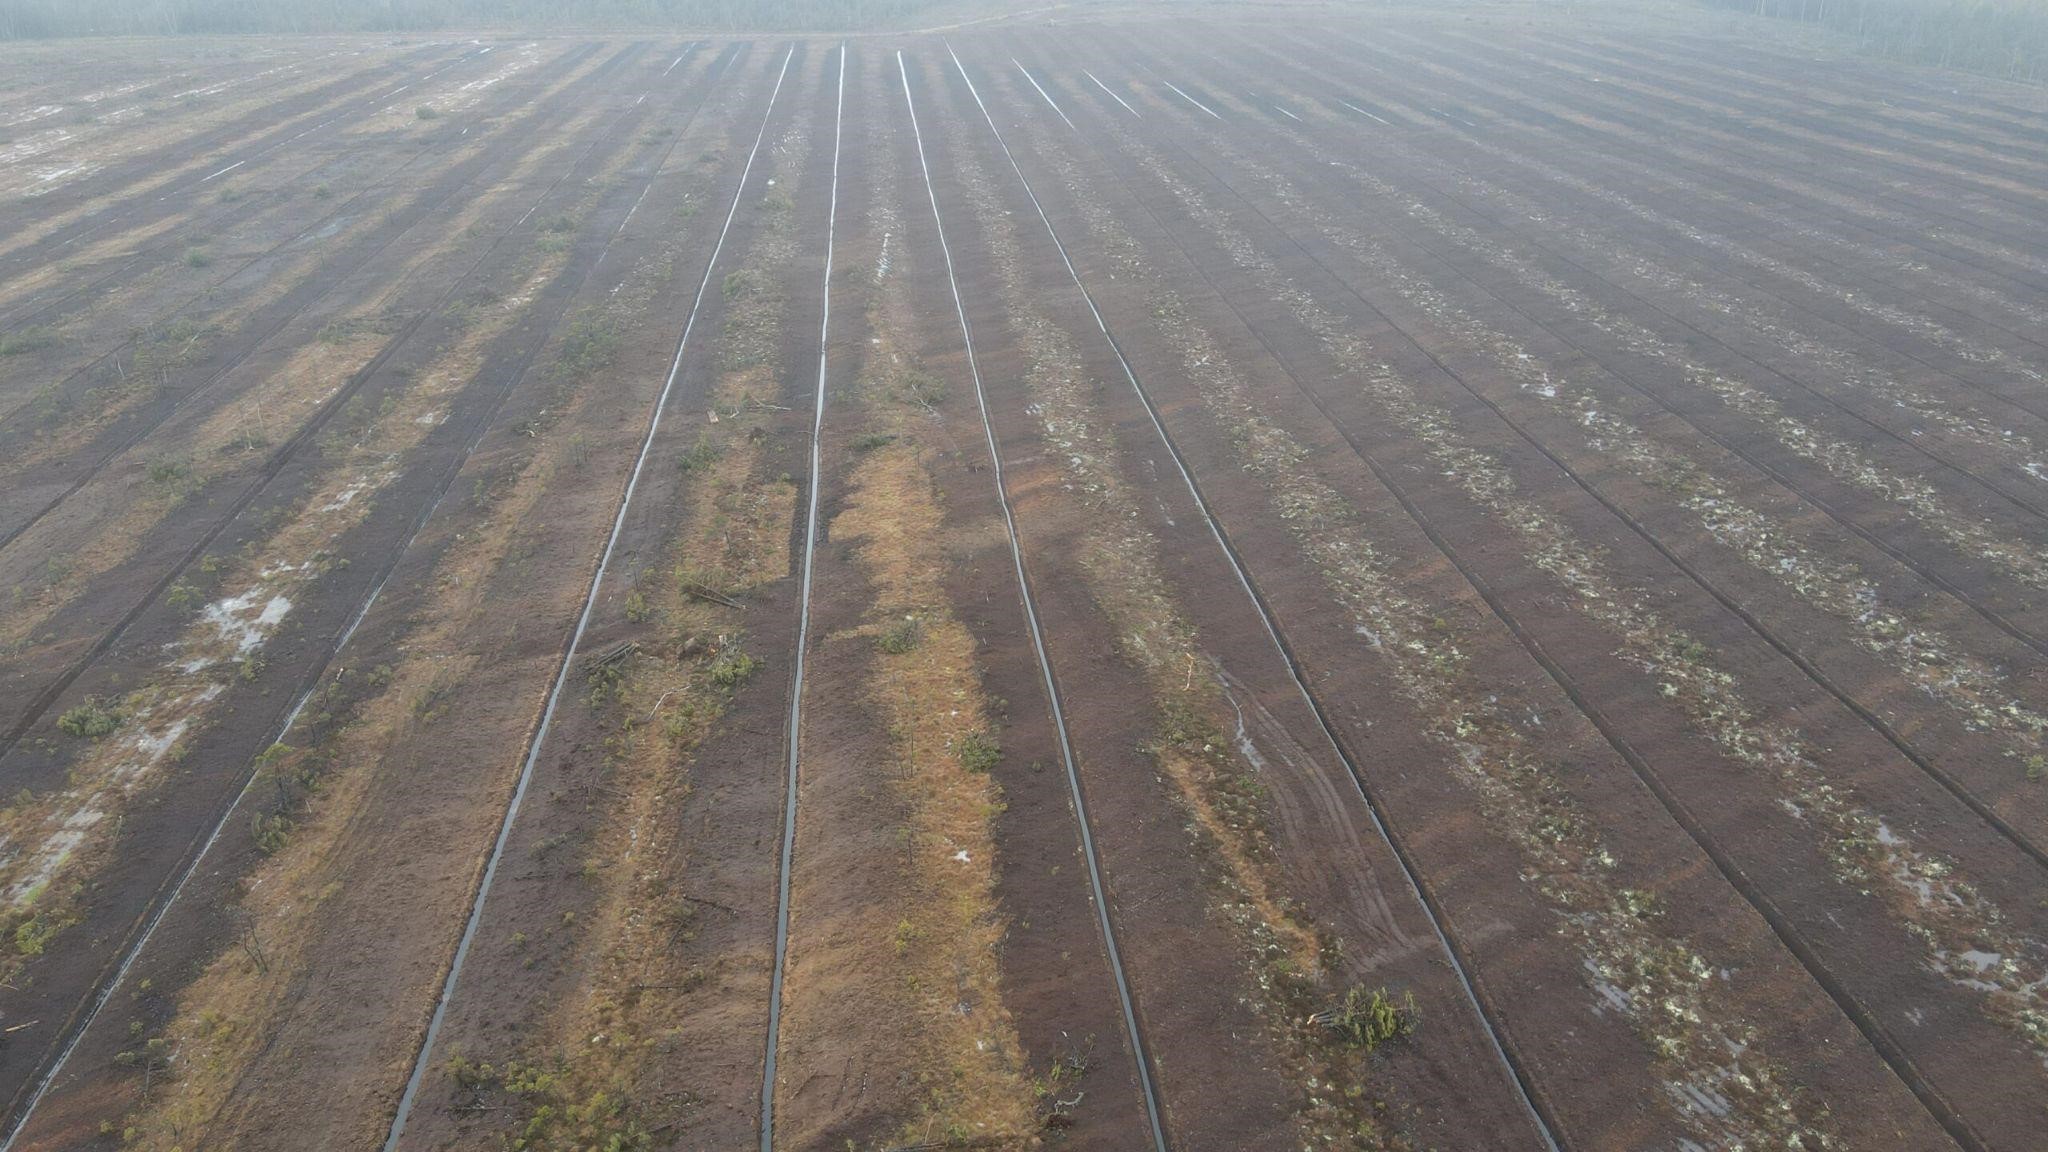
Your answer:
2,809 -> 102,908
78,83 -> 148,105
0,217 -> 566,956
1373,50 -> 2048,403
321,482 -> 368,512
0,104 -> 63,127
0,127 -> 74,182
1378,129 -> 2048,582
168,61 -> 298,102
362,41 -> 541,127
0,681 -> 220,910
182,589 -> 293,673
1271,124 -> 2048,768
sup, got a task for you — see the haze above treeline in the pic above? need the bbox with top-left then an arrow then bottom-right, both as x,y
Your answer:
0,0 -> 971,36
1,0 -> 2045,84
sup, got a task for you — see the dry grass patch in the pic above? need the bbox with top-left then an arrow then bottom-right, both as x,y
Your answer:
824,342 -> 1040,1141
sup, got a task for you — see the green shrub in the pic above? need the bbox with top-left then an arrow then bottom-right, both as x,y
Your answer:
412,679 -> 454,723
586,661 -> 625,708
555,310 -> 619,382
317,319 -> 362,345
153,317 -> 203,346
955,729 -> 1000,773
875,616 -> 922,655
0,327 -> 57,356
898,366 -> 947,411
251,811 -> 293,854
415,105 -> 439,120
677,436 -> 722,474
708,649 -> 757,690
1323,986 -> 1418,1051
13,916 -> 58,957
222,428 -> 270,454
58,698 -> 121,739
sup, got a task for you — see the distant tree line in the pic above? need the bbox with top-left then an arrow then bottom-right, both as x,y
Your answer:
1699,0 -> 2048,81
0,0 -> 962,38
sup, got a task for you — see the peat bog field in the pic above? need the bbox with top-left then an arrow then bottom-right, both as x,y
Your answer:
2,7 -> 2048,1150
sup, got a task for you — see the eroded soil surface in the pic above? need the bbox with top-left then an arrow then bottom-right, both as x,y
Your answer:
3,6 -> 2047,1150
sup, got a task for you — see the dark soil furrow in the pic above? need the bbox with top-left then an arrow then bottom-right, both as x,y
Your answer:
1114,32 -> 2048,856
979,41 -> 1943,1152
0,45 -> 503,280
0,43 -> 730,1143
0,42 -> 489,277
0,42 -> 617,548
0,42 -> 658,756
1020,30 -> 2048,1146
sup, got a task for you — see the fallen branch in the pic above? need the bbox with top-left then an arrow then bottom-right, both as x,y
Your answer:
876,1131 -> 1024,1139
591,640 -> 639,669
680,583 -> 742,609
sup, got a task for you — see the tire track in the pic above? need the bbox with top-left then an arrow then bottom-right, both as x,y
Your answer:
1413,30 -> 2048,252
0,87 -> 472,338
1492,32 -> 2048,230
1640,33 -> 2048,148
1529,30 -> 2048,164
1212,32 -> 2048,606
1280,24 -> 2048,331
900,48 -> 1171,1152
377,44 -> 794,1150
1370,27 -> 2048,372
0,43 -> 489,277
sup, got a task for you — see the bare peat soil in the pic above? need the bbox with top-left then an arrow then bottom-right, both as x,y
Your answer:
5,8 -> 2047,1151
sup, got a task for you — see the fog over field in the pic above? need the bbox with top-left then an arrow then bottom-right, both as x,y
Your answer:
0,1 -> 2045,1149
